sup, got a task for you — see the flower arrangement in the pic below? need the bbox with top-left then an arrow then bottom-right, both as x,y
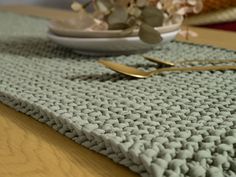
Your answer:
70,0 -> 203,43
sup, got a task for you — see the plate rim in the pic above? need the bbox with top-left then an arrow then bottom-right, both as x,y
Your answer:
47,29 -> 180,42
47,30 -> 179,56
49,19 -> 182,38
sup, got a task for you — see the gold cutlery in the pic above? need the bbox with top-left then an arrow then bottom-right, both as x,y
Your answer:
143,56 -> 236,67
143,56 -> 175,67
98,59 -> 236,79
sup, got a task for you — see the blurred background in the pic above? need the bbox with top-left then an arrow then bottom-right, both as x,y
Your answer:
0,0 -> 235,31
0,0 -> 71,9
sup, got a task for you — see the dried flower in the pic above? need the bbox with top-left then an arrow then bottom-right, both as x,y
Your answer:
156,0 -> 203,39
70,0 -> 203,43
155,0 -> 203,24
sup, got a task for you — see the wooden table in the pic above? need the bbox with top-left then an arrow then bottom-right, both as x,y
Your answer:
0,5 -> 235,177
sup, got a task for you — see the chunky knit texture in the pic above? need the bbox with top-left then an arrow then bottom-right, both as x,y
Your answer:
0,13 -> 236,177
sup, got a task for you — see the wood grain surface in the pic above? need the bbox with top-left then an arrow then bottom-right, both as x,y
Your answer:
0,4 -> 235,177
0,104 -> 138,177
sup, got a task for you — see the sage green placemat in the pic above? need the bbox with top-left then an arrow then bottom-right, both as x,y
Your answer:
0,13 -> 236,177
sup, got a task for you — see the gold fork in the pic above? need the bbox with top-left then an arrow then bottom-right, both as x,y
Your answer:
98,59 -> 236,79
143,56 -> 236,67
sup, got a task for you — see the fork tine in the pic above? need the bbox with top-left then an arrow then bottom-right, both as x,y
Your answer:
143,56 -> 175,67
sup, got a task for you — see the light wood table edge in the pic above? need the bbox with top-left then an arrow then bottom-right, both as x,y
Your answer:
0,103 -> 139,177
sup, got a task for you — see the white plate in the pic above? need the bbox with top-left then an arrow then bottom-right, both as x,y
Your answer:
47,30 -> 179,56
49,19 -> 182,38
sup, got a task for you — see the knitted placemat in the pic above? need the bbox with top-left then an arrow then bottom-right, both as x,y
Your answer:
0,13 -> 236,177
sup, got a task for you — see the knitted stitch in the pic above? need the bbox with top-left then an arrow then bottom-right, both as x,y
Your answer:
0,13 -> 236,177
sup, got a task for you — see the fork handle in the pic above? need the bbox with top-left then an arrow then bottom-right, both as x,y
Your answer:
152,65 -> 236,74
144,56 -> 236,66
178,59 -> 236,65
